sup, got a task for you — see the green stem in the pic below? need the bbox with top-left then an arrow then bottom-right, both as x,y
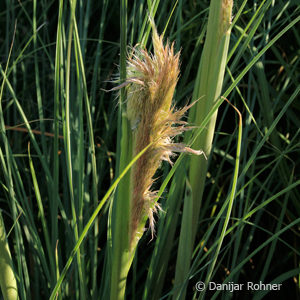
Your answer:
110,113 -> 133,300
0,212 -> 18,300
173,1 -> 233,298
108,1 -> 132,299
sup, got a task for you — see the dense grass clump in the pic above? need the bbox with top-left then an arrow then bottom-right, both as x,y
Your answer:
0,1 -> 299,299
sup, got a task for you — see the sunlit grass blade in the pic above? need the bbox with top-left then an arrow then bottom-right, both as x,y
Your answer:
49,141 -> 153,299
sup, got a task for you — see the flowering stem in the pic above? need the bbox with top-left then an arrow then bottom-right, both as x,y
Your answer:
110,19 -> 202,300
0,212 -> 18,300
173,0 -> 233,298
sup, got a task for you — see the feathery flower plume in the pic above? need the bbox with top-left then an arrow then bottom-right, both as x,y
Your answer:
125,24 -> 203,244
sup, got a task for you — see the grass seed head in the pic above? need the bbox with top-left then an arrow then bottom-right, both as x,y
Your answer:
126,24 -> 202,245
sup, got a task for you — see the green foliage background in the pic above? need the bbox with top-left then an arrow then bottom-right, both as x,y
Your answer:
0,0 -> 299,299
